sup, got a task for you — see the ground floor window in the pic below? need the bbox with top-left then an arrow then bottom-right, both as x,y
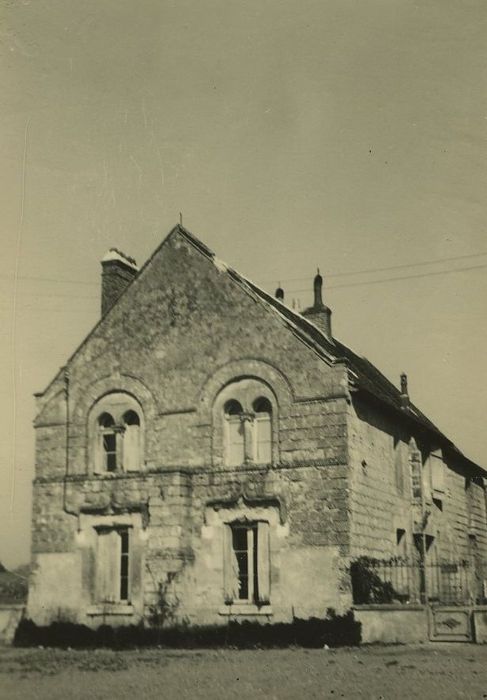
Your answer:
96,527 -> 131,603
224,521 -> 270,605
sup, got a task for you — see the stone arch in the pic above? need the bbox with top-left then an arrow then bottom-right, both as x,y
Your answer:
72,373 -> 158,425
70,374 -> 157,474
87,391 -> 145,475
196,359 -> 294,468
196,358 -> 294,425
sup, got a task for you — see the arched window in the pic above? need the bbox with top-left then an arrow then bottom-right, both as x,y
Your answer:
224,400 -> 245,466
253,398 -> 272,464
90,393 -> 144,474
219,379 -> 276,467
122,410 -> 141,472
98,412 -> 117,472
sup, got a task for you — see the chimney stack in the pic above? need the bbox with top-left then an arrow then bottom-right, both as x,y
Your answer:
301,269 -> 333,342
101,248 -> 138,316
275,283 -> 284,302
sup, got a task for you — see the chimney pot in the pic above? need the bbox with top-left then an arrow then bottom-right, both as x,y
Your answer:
302,269 -> 333,342
400,373 -> 408,395
400,373 -> 409,408
313,268 -> 324,308
275,283 -> 284,301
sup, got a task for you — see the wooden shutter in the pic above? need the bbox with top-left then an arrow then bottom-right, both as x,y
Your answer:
430,453 -> 445,495
93,433 -> 103,474
255,415 -> 272,463
226,418 -> 245,466
223,525 -> 239,604
409,441 -> 423,501
96,529 -> 120,603
257,521 -> 270,604
123,423 -> 140,472
393,438 -> 402,495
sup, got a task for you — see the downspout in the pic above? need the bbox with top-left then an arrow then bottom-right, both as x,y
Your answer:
62,367 -> 70,514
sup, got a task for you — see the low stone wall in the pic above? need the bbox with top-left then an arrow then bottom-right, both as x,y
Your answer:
0,605 -> 25,645
353,605 -> 429,644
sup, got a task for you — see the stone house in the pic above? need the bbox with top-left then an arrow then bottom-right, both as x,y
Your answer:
28,224 -> 487,630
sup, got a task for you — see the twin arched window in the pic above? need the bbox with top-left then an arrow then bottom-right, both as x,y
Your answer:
224,396 -> 272,466
92,395 -> 143,473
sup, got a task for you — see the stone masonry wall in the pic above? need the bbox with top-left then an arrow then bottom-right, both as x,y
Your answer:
34,229 -> 349,478
29,228 -> 353,626
347,395 -> 487,585
347,397 -> 413,559
29,460 -> 352,626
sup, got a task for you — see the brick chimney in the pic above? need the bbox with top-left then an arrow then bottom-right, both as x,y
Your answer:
301,269 -> 333,342
101,248 -> 138,316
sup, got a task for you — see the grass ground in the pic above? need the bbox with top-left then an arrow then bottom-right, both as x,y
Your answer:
1,643 -> 486,699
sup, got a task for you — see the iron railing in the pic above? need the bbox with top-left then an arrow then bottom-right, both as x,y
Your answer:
350,556 -> 477,605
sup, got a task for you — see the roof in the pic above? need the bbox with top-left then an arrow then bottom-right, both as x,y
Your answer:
176,226 -> 483,474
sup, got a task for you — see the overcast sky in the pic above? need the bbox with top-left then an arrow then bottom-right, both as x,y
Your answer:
1,0 -> 486,568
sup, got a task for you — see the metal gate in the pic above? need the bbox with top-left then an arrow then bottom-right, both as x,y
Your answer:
350,556 -> 477,642
427,561 -> 473,641
429,606 -> 473,641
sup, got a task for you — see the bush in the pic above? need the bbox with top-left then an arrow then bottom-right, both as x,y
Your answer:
350,557 -> 396,604
0,571 -> 29,604
14,609 -> 361,649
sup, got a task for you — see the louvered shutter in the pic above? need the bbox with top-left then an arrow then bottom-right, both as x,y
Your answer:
257,521 -> 270,604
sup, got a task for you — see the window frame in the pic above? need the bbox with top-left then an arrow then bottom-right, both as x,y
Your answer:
89,393 -> 144,475
218,381 -> 276,467
231,523 -> 258,603
223,519 -> 270,607
95,525 -> 132,605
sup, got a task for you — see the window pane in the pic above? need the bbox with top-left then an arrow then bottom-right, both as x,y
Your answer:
253,397 -> 272,414
232,528 -> 249,600
106,451 -> 117,472
99,412 -> 114,428
232,528 -> 247,552
225,400 -> 243,416
231,526 -> 260,602
123,410 -> 140,426
103,433 -> 117,471
119,530 -> 129,601
103,433 -> 116,452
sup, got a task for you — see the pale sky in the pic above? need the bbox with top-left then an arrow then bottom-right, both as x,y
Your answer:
1,0 -> 487,568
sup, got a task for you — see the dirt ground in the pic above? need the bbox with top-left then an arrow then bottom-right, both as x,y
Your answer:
0,643 -> 486,700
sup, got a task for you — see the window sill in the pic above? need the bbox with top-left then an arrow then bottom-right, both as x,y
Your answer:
219,603 -> 273,616
86,603 -> 135,616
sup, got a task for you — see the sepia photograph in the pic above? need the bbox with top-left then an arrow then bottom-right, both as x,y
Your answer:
1,1 -> 487,697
